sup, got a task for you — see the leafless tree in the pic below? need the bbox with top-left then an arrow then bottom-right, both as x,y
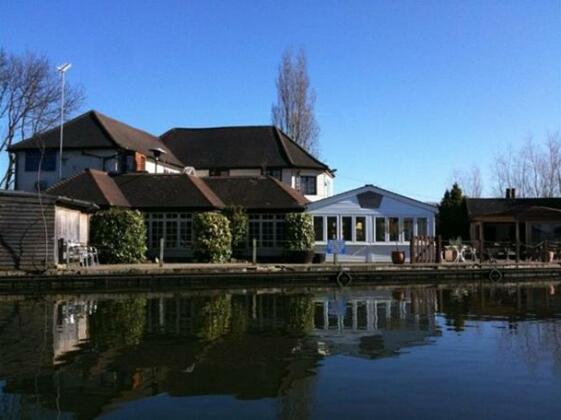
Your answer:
0,49 -> 84,189
272,49 -> 320,157
452,165 -> 483,198
491,133 -> 561,197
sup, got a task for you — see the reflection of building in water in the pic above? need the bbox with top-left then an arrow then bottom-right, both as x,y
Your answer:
311,289 -> 439,359
8,285 -> 561,419
53,301 -> 95,362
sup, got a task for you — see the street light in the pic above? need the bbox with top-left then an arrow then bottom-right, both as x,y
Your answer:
57,63 -> 72,180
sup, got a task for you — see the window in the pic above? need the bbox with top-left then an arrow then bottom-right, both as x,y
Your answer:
389,218 -> 399,242
327,217 -> 338,240
314,216 -> 324,242
404,218 -> 414,241
146,213 -> 193,250
209,169 -> 229,177
165,214 -> 178,248
342,217 -> 352,241
247,214 -> 286,247
25,150 -> 56,172
375,217 -> 386,242
179,214 -> 193,246
298,176 -> 317,195
355,217 -> 366,242
530,223 -> 561,243
417,218 -> 428,237
264,169 -> 282,180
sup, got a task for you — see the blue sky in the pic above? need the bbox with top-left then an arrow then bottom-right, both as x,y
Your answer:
1,0 -> 560,201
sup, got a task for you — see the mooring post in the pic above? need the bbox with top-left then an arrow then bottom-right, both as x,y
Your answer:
159,237 -> 164,267
252,238 -> 257,264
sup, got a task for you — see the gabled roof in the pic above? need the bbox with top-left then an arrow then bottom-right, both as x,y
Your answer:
160,125 -> 332,173
306,184 -> 438,212
47,169 -> 130,207
8,110 -> 184,167
466,198 -> 561,220
204,176 -> 309,211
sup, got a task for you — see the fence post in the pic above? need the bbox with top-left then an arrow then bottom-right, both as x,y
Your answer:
544,239 -> 549,263
436,235 -> 442,264
159,237 -> 164,267
410,236 -> 415,264
252,238 -> 257,264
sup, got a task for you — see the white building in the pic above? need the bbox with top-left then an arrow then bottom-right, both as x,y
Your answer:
307,185 -> 437,262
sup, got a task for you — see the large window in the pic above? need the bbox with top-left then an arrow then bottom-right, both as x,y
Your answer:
327,217 -> 338,240
355,217 -> 366,242
389,217 -> 399,242
146,213 -> 193,249
375,217 -> 386,242
248,214 -> 286,247
403,218 -> 414,241
417,218 -> 428,237
25,150 -> 56,172
314,216 -> 324,241
342,217 -> 352,241
530,223 -> 561,243
299,176 -> 317,195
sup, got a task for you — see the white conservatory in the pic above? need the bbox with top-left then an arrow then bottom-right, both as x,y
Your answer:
307,185 -> 438,262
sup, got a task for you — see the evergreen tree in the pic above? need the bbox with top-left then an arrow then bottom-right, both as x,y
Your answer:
438,183 -> 469,240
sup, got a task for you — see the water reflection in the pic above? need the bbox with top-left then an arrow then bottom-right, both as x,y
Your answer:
0,283 -> 560,419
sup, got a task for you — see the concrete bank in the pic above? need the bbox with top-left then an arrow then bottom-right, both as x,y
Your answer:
0,262 -> 560,292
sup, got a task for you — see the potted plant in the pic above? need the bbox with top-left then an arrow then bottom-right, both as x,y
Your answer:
390,222 -> 405,264
285,213 -> 315,263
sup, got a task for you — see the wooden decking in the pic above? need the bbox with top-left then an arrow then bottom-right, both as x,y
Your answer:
0,261 -> 560,293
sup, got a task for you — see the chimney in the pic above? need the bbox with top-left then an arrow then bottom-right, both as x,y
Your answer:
505,188 -> 510,199
505,188 -> 516,199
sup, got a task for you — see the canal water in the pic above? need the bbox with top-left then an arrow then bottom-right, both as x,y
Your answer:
1,283 -> 561,419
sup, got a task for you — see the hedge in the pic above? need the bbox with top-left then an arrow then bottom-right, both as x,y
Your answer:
90,208 -> 147,264
193,212 -> 232,262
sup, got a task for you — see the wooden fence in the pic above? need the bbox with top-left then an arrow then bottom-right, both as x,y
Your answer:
410,236 -> 442,264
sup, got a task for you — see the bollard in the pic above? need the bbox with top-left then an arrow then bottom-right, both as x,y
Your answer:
159,237 -> 164,267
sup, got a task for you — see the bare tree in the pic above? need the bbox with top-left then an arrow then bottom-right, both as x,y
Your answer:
0,49 -> 84,189
272,49 -> 320,157
451,165 -> 483,198
491,133 -> 561,197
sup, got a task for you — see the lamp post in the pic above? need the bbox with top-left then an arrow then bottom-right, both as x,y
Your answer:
57,63 -> 72,180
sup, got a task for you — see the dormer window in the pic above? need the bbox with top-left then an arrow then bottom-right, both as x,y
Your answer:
298,175 -> 317,195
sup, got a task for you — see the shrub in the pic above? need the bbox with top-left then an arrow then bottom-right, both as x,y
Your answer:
90,208 -> 147,263
193,212 -> 232,262
285,213 -> 314,251
222,206 -> 248,249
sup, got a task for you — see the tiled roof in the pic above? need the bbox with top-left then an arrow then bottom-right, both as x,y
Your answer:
466,198 -> 561,219
47,169 -> 130,207
204,176 -> 308,211
160,125 -> 332,172
46,171 -> 307,212
9,110 -> 184,167
113,173 -> 223,209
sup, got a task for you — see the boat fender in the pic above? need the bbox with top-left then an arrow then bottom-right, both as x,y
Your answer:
489,268 -> 503,282
336,270 -> 352,288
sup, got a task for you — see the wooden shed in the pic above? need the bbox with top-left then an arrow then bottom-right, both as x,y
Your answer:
0,190 -> 98,271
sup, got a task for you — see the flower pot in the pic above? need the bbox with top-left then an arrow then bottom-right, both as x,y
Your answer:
313,253 -> 326,263
444,249 -> 457,262
391,250 -> 405,264
287,250 -> 315,264
544,250 -> 555,263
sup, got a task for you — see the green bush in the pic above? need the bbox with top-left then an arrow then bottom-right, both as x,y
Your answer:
90,208 -> 147,263
285,213 -> 315,251
193,212 -> 232,262
222,205 -> 248,249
